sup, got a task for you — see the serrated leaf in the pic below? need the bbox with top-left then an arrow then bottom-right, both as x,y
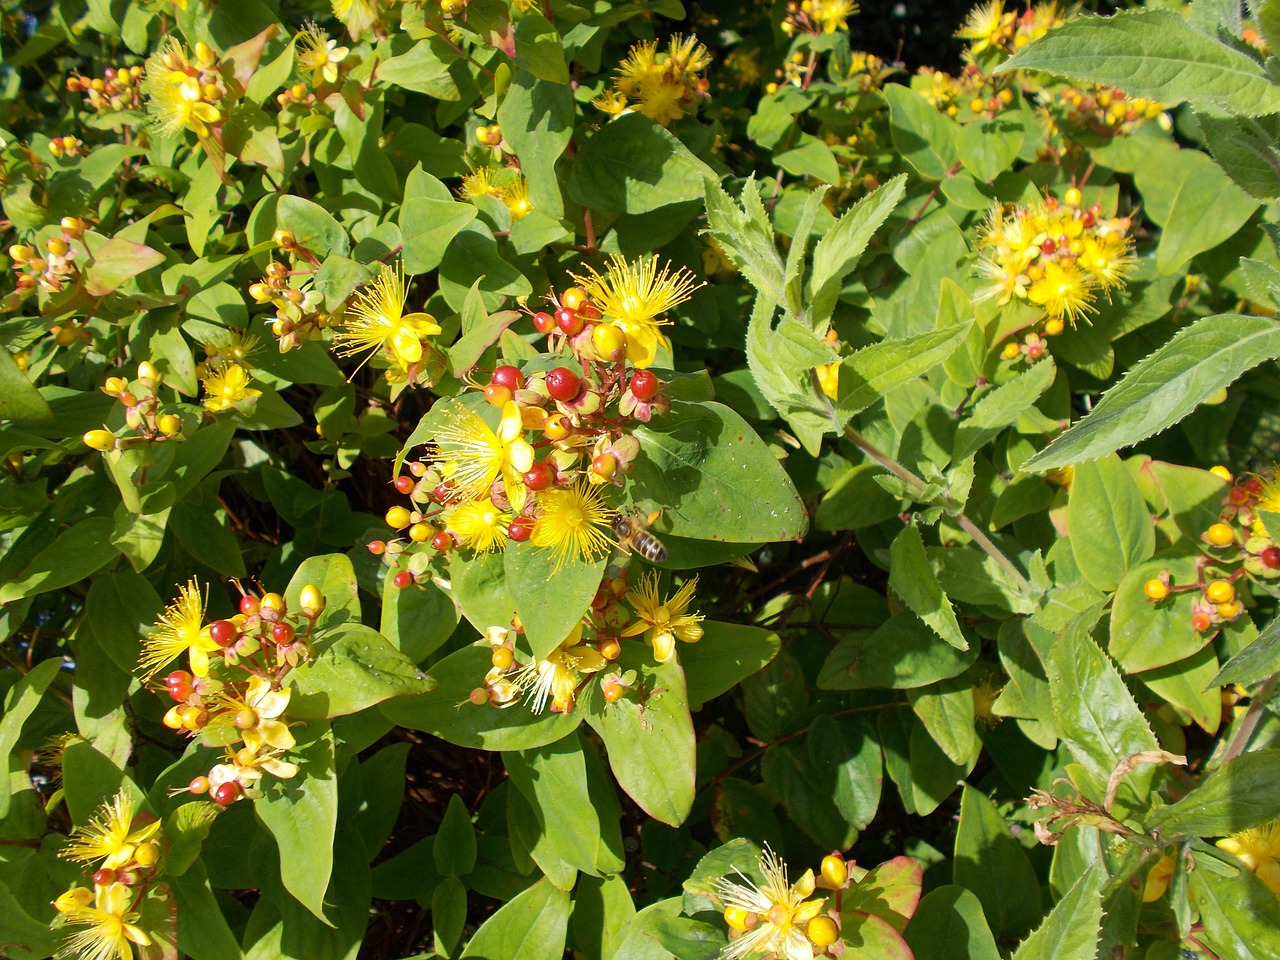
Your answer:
1023,314 -> 1280,472
954,786 -> 1043,937
889,522 -> 969,651
808,175 -> 906,327
1146,749 -> 1280,838
997,9 -> 1280,117
837,324 -> 972,421
1008,861 -> 1103,960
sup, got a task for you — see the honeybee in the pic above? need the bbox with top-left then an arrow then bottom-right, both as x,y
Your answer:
611,510 -> 667,563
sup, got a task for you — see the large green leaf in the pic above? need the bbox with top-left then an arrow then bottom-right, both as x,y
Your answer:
460,879 -> 571,960
1008,862 -> 1103,960
903,887 -> 1000,960
889,522 -> 968,651
1213,616 -> 1280,688
0,877 -> 58,959
285,553 -> 360,631
997,9 -> 1280,117
954,786 -> 1043,938
255,723 -> 338,923
1022,314 -> 1280,472
568,113 -> 714,214
836,324 -> 972,421
1188,848 -> 1280,959
288,624 -> 435,719
1146,750 -> 1280,838
817,613 -> 978,690
505,541 -> 604,661
0,658 -> 62,819
680,621 -> 780,709
883,84 -> 960,181
0,349 -> 52,421
628,400 -> 807,543
583,648 -> 695,827
0,516 -> 118,604
808,176 -> 907,326
1066,455 -> 1154,593
1109,555 -> 1210,673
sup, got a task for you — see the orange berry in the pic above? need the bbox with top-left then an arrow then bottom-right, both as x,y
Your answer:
561,286 -> 587,311
543,413 -> 570,441
1191,611 -> 1212,632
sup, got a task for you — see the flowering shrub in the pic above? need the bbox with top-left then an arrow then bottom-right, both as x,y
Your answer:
5,0 -> 1280,958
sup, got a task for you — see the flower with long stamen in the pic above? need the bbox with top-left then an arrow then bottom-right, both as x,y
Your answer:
714,846 -> 829,960
531,480 -> 615,571
572,255 -> 702,368
514,625 -> 607,713
219,676 -> 295,754
138,579 -> 221,680
296,23 -> 348,86
58,790 -> 161,869
201,362 -> 261,413
430,401 -> 535,509
332,263 -> 441,372
1217,820 -> 1280,895
55,882 -> 151,960
445,497 -> 512,553
622,572 -> 705,663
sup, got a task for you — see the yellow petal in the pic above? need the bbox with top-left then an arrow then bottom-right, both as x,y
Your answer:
652,628 -> 676,663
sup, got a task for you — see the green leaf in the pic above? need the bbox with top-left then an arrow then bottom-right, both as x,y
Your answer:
1198,112 -> 1280,203
889,522 -> 968,651
584,648 -> 695,827
680,621 -> 780,709
628,401 -> 807,543
379,573 -> 457,664
1133,142 -> 1258,274
1066,455 -> 1154,592
954,786 -> 1043,938
285,553 -> 359,631
255,723 -> 338,923
0,349 -> 52,421
1046,626 -> 1158,801
1213,617 -> 1280,688
381,642 -> 583,750
702,177 -> 786,304
513,14 -> 568,82
1022,314 -> 1280,472
996,9 -> 1280,117
0,516 -> 118,604
816,464 -> 902,531
808,176 -> 906,327
0,658 -> 62,819
434,794 -> 478,877
111,484 -> 174,572
1146,750 -> 1280,838
0,877 -> 58,959
460,879 -> 571,960
1008,861 -> 1103,960
953,359 -> 1056,461
378,37 -> 460,99
497,71 -> 573,220
910,677 -> 979,767
1109,555 -> 1210,673
275,196 -> 349,259
956,119 -> 1022,182
837,323 -> 972,421
762,742 -> 858,850
903,887 -> 1000,960
438,222 -> 533,311
399,195 -> 477,275
843,856 -> 923,933
809,715 -> 883,831
163,801 -> 221,877
568,113 -> 715,214
1187,847 -> 1280,959
883,84 -> 960,180
818,612 -> 978,689
505,541 -> 605,661
289,624 -> 434,719
83,236 -> 166,296
432,877 -> 467,956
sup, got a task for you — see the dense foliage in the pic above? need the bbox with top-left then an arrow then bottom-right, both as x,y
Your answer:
5,0 -> 1280,958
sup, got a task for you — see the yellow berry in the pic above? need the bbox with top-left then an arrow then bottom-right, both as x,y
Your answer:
299,584 -> 325,615
970,97 -> 985,113
1064,186 -> 1083,207
102,376 -> 128,395
1001,342 -> 1021,361
491,647 -> 514,670
592,323 -> 627,360
820,854 -> 848,888
1206,523 -> 1236,547
807,916 -> 840,947
157,414 -> 182,436
408,522 -> 432,542
724,907 -> 752,931
46,237 -> 69,256
133,841 -> 160,867
137,361 -> 160,384
83,429 -> 116,451
1143,579 -> 1168,601
260,592 -> 285,612
1044,317 -> 1065,336
1210,465 -> 1233,482
385,505 -> 412,529
1205,580 -> 1234,604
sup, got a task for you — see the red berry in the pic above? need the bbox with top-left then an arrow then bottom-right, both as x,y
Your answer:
393,571 -> 413,589
1229,486 -> 1251,505
91,868 -> 116,886
239,595 -> 260,616
1245,477 -> 1264,494
212,782 -> 241,806
491,365 -> 524,390
1263,546 -> 1280,569
484,383 -> 513,407
508,516 -> 534,542
368,540 -> 387,555
578,301 -> 601,322
532,311 -> 556,334
271,622 -> 295,644
630,370 -> 659,401
431,532 -> 453,552
555,307 -> 584,336
432,482 -> 455,503
394,475 -> 414,494
209,620 -> 238,647
523,462 -> 555,491
1040,238 -> 1056,254
166,670 -> 191,689
546,367 -> 581,402
1191,612 -> 1212,632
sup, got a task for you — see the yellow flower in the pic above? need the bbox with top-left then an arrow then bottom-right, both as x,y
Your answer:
458,167 -> 504,201
201,330 -> 260,367
143,42 -> 223,139
531,480 -> 615,571
332,263 -> 441,372
815,361 -> 839,400
1142,854 -> 1176,902
572,255 -> 702,368
222,676 -> 295,754
1027,261 -> 1096,325
1217,820 -> 1280,895
58,791 -> 161,870
714,846 -> 828,960
810,0 -> 858,33
56,882 -> 151,960
972,675 -> 1003,728
138,579 -> 220,680
633,73 -> 688,125
622,572 -> 705,663
445,497 -> 512,553
956,0 -> 1013,55
516,624 -> 607,713
296,22 -> 348,86
201,362 -> 261,413
430,401 -> 535,509
1078,235 -> 1134,291
500,175 -> 533,221
615,40 -> 661,98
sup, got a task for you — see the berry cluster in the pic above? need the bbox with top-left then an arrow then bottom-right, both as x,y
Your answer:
248,236 -> 333,353
156,583 -> 326,804
8,216 -> 86,295
48,135 -> 85,158
66,64 -> 144,113
955,0 -> 1064,60
82,362 -> 185,453
1143,469 -> 1280,633
1045,85 -> 1166,141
